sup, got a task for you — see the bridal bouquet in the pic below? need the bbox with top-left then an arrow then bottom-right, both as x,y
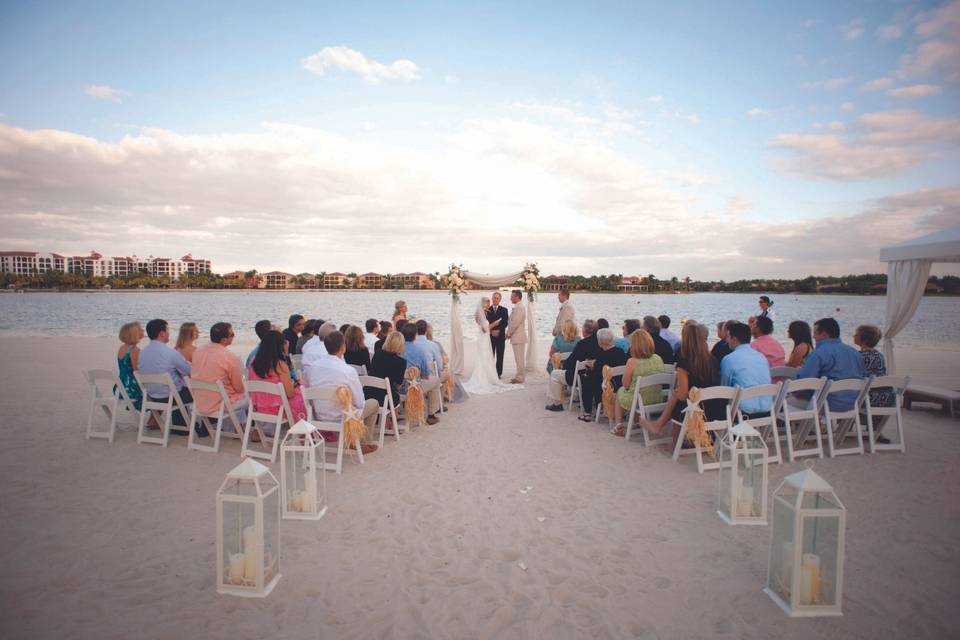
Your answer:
446,264 -> 466,301
521,262 -> 540,301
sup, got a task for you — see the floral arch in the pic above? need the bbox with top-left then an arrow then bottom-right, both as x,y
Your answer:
446,263 -> 540,377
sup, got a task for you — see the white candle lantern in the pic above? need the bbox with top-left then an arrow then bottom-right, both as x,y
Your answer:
717,422 -> 768,525
280,420 -> 328,521
216,458 -> 282,597
764,465 -> 846,617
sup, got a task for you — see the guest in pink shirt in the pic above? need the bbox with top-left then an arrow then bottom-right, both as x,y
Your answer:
750,316 -> 785,368
190,322 -> 249,418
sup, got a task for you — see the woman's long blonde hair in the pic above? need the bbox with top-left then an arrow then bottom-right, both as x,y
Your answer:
175,322 -> 199,350
561,319 -> 579,342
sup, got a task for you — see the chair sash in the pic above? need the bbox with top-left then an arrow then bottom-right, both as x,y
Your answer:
335,386 -> 366,448
404,367 -> 425,426
601,365 -> 615,420
682,387 -> 713,455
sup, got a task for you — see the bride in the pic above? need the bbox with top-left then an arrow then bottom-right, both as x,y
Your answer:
462,296 -> 523,395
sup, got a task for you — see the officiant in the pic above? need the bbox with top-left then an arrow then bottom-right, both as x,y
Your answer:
487,291 -> 509,378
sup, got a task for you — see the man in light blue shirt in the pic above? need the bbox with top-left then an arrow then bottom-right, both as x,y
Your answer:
658,315 -> 681,352
797,317 -> 866,411
402,323 -> 441,424
720,322 -> 772,414
414,320 -> 445,377
138,318 -> 193,428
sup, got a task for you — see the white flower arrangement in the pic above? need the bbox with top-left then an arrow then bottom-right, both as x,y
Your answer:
521,262 -> 540,301
446,264 -> 466,301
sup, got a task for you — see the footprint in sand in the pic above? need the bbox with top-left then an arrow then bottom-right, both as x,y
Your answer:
653,576 -> 672,589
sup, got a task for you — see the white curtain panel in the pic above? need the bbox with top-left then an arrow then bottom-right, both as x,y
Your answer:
462,270 -> 524,288
883,259 -> 931,374
525,297 -> 538,373
450,297 -> 465,376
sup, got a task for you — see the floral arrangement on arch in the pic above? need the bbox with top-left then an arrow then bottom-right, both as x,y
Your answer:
521,262 -> 540,301
446,264 -> 466,301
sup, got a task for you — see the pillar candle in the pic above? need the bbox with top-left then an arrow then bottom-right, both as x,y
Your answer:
737,487 -> 754,517
243,525 -> 259,581
228,553 -> 245,584
298,490 -> 311,513
800,553 -> 821,605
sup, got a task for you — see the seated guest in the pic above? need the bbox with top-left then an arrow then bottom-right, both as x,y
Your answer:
854,324 -> 891,404
579,328 -> 629,421
395,318 -> 408,335
374,320 -> 393,354
368,331 -> 407,407
364,318 -> 380,357
425,323 -> 445,356
548,319 -> 581,372
138,318 -> 193,430
283,314 -> 305,355
786,320 -> 814,367
117,321 -> 145,410
401,322 -> 442,424
719,321 -> 773,417
175,322 -> 200,363
296,319 -> 321,354
612,328 -> 664,436
640,322 -> 724,444
248,330 -> 307,434
643,315 -> 677,365
303,330 -> 379,454
597,318 -> 610,330
613,319 -> 640,354
392,300 -> 408,324
246,319 -> 273,371
711,320 -> 735,363
191,322 -> 248,425
797,317 -> 866,411
416,320 -> 447,380
545,319 -> 599,411
344,325 -> 372,370
750,316 -> 785,368
658,315 -> 680,352
301,321 -> 338,370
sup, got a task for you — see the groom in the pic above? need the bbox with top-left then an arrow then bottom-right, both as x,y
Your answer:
487,291 -> 509,378
506,289 -> 527,383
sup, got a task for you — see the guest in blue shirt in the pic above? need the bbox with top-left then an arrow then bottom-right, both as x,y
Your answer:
613,318 -> 640,354
720,322 -> 772,414
401,323 -> 441,424
138,318 -> 194,429
796,317 -> 866,411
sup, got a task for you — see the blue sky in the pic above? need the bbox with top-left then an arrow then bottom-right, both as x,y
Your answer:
0,1 -> 957,277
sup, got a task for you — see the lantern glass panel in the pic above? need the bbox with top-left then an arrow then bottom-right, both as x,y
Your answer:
221,498 -> 256,587
263,487 -> 280,583
801,491 -> 841,510
767,492 -> 797,602
718,449 -> 732,516
738,454 -> 762,517
800,514 -> 841,607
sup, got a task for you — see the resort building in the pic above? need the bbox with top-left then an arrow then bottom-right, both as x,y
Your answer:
296,273 -> 318,289
617,275 -> 649,292
358,272 -> 383,289
541,276 -> 571,291
323,272 -> 349,288
263,271 -> 293,289
0,251 -> 68,275
1,250 -> 211,280
393,272 -> 435,289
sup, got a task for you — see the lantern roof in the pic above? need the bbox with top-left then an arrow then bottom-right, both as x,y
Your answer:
729,422 -> 761,438
783,467 -> 834,493
226,458 -> 271,480
289,419 -> 317,435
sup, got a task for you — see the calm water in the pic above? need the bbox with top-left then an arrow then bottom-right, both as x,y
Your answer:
1,291 -> 958,350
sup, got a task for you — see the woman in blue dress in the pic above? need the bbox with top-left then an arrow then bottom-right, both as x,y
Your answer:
117,321 -> 145,410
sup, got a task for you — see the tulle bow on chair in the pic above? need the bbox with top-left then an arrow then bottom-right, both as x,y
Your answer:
682,387 -> 714,456
601,365 -> 615,421
335,386 -> 367,449
404,367 -> 425,426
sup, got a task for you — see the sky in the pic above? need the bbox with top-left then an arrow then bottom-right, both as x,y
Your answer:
0,0 -> 958,279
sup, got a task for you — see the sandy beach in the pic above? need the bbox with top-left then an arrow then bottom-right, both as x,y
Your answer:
1,336 -> 958,640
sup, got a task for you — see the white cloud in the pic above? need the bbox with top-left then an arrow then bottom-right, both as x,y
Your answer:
444,74 -> 459,84
860,77 -> 893,91
844,18 -> 865,40
84,84 -> 129,102
301,46 -> 420,84
802,76 -> 854,89
747,107 -> 769,117
877,24 -> 904,40
827,121 -> 846,131
840,102 -> 855,111
686,113 -> 701,125
362,121 -> 377,131
645,95 -> 664,103
802,19 -> 817,28
899,1 -> 960,82
887,84 -> 944,98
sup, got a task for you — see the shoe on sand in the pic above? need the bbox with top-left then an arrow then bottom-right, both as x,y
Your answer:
545,403 -> 563,412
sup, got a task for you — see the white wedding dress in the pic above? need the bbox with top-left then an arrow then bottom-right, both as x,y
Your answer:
462,300 -> 523,395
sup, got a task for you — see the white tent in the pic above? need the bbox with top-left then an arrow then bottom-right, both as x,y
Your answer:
879,226 -> 960,373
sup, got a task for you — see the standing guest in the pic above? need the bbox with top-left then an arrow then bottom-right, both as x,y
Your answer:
786,320 -> 814,367
547,319 -> 580,372
613,319 -> 640,353
756,295 -> 775,320
368,331 -> 407,407
175,322 -> 200,363
296,319 -> 321,354
364,318 -> 380,357
796,318 -> 866,411
505,290 -> 528,383
402,322 -> 443,424
643,316 -> 677,365
579,327 -> 629,421
392,300 -> 408,324
246,320 -> 273,371
639,322 -> 723,441
546,319 -> 599,411
750,316 -> 785,368
344,325 -> 372,370
552,288 -> 576,336
710,320 -> 734,363
302,330 -> 379,454
375,320 -> 393,354
248,331 -> 307,433
191,322 -> 248,423
283,314 -> 305,355
658,315 -> 680,352
720,322 -> 772,416
612,328 -> 665,436
138,318 -> 194,430
117,321 -> 146,410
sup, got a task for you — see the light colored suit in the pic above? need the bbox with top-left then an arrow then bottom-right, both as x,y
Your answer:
552,300 -> 576,336
507,303 -> 527,381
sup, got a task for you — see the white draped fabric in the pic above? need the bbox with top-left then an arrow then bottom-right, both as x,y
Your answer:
882,260 -> 932,375
462,270 -> 524,288
450,297 -> 465,375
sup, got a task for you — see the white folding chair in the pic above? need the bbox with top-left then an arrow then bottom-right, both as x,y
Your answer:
360,375 -> 399,448
134,372 -> 192,447
348,363 -> 367,376
821,378 -> 870,458
593,365 -> 626,423
731,382 -> 784,464
84,369 -> 138,443
770,366 -> 799,380
430,362 -> 446,414
777,377 -> 827,462
567,361 -> 588,412
184,377 -> 245,453
864,375 -> 910,454
241,380 -> 294,463
623,372 -> 676,446
301,386 -> 364,473
671,386 -> 740,474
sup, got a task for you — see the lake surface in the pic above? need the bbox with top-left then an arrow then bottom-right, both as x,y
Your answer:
1,290 -> 958,350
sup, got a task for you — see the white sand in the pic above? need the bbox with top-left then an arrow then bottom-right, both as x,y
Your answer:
1,336 -> 959,639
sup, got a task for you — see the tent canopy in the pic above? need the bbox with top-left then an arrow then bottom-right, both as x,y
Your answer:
880,226 -> 960,263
